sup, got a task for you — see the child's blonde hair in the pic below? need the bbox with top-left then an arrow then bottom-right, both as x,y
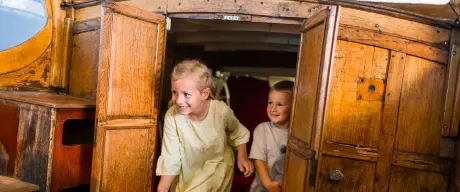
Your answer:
171,59 -> 215,98
272,80 -> 294,95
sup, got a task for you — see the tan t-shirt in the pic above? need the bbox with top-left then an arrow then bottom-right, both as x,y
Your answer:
249,122 -> 288,192
156,100 -> 250,192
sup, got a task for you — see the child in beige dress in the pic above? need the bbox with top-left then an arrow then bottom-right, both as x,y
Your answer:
156,60 -> 254,192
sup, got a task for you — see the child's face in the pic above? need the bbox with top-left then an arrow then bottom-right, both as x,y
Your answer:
171,77 -> 209,116
267,90 -> 292,128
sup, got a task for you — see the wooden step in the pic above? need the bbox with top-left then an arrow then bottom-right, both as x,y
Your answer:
0,175 -> 39,192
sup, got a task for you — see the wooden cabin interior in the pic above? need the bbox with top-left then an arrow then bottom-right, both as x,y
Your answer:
1,0 -> 460,192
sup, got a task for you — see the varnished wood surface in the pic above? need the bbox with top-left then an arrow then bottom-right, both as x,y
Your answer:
392,150 -> 453,174
91,2 -> 165,191
389,166 -> 447,191
69,30 -> 100,99
0,175 -> 39,192
51,108 -> 94,192
167,0 -> 320,18
337,25 -> 448,64
317,155 -> 375,192
340,7 -> 450,45
374,51 -> 405,191
395,56 -> 445,156
321,141 -> 378,162
324,40 -> 388,148
0,91 -> 95,108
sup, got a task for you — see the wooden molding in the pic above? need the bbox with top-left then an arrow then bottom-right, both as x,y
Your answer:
321,140 -> 378,162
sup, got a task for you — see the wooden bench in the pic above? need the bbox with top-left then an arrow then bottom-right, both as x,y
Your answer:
0,175 -> 39,192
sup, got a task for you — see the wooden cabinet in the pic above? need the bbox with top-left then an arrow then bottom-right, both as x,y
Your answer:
90,2 -> 165,192
0,91 -> 95,192
284,6 -> 460,191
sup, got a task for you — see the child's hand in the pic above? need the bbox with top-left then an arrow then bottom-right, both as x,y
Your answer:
266,181 -> 281,192
237,156 -> 254,177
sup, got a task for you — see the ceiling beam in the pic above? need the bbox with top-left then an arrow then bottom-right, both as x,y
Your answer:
204,43 -> 299,52
175,32 -> 300,45
170,19 -> 300,34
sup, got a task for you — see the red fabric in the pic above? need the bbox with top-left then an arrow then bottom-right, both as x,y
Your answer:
227,76 -> 270,192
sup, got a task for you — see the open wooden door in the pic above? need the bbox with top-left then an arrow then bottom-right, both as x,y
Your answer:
90,1 -> 165,191
283,6 -> 339,192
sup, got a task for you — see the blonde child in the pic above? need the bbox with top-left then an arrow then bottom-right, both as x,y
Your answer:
156,60 -> 254,192
249,81 -> 294,192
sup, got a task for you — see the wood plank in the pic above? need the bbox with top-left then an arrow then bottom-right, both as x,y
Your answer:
340,7 -> 450,45
374,51 -> 406,192
74,0 -> 167,22
101,119 -> 155,128
175,31 -> 300,45
101,128 -> 152,191
452,0 -> 460,21
75,5 -> 101,22
287,136 -> 314,160
0,91 -> 95,109
290,19 -> 326,145
321,141 -> 378,162
449,45 -> 460,137
69,30 -> 100,99
0,100 -> 19,175
392,151 -> 453,174
169,18 -> 301,34
0,175 -> 39,192
324,40 -> 388,147
389,166 -> 447,191
395,55 -> 446,156
50,0 -> 72,88
439,137 -> 456,158
15,104 -> 52,191
73,18 -> 101,34
105,3 -> 164,24
283,151 -> 307,192
204,43 -> 298,52
317,155 -> 375,191
373,2 -> 458,21
337,25 -> 448,64
167,0 -> 321,18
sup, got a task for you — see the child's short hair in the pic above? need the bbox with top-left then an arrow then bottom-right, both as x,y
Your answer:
171,59 -> 215,95
272,80 -> 295,95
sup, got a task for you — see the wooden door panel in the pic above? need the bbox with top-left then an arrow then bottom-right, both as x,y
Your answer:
389,166 -> 447,192
395,56 -> 446,156
91,2 -> 165,192
106,13 -> 159,118
98,4 -> 164,121
324,40 -> 389,148
101,127 -> 153,191
284,151 -> 308,192
317,155 -> 375,192
283,6 -> 339,192
290,21 -> 326,145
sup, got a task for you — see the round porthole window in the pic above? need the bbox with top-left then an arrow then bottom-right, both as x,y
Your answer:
0,0 -> 47,51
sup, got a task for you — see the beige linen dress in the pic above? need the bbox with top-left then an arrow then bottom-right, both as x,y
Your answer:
156,100 -> 250,192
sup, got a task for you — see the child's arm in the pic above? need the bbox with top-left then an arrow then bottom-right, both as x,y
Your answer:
254,160 -> 281,192
158,175 -> 176,192
237,143 -> 253,177
156,111 -> 181,191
